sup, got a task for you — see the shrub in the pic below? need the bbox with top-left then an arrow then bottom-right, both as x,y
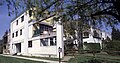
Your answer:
104,40 -> 120,55
83,43 -> 101,53
68,56 -> 120,63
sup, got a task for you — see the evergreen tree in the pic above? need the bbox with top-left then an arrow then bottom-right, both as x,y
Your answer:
112,27 -> 120,40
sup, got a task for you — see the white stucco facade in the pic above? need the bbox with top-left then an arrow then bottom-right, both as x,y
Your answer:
73,26 -> 111,49
9,9 -> 111,58
10,10 -> 64,58
83,27 -> 102,46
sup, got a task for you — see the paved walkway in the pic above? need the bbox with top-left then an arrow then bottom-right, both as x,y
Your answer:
62,56 -> 74,62
1,54 -> 66,63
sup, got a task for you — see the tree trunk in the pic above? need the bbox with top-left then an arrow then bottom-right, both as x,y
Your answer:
76,21 -> 83,52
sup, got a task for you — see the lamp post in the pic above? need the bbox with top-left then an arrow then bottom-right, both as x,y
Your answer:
58,47 -> 62,63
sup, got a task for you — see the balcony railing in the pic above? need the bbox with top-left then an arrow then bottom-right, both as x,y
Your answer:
33,31 -> 56,39
40,32 -> 56,39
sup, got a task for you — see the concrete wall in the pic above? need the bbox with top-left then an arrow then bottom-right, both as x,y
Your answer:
28,39 -> 57,57
10,11 -> 31,54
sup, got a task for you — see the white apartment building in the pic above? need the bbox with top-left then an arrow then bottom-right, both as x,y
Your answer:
3,30 -> 11,54
73,26 -> 111,49
9,9 -> 111,58
83,27 -> 102,45
10,10 -> 64,58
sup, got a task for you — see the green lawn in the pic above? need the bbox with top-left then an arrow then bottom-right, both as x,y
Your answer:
68,53 -> 120,63
0,55 -> 46,63
18,55 -> 59,61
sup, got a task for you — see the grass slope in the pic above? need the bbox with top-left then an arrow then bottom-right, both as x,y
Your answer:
0,55 -> 46,63
68,53 -> 120,63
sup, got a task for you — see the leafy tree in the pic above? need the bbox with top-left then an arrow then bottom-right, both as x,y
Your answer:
4,0 -> 120,51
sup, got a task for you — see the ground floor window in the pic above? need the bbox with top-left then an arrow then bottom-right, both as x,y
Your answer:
40,36 -> 56,46
28,41 -> 32,47
40,38 -> 48,46
50,36 -> 56,46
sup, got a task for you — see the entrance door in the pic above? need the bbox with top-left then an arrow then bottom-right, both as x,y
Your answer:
15,43 -> 21,53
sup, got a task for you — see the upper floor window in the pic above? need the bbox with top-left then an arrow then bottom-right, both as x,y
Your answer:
28,41 -> 32,47
16,31 -> 18,37
29,10 -> 32,17
12,33 -> 14,38
16,20 -> 18,25
20,29 -> 22,35
93,30 -> 99,37
84,32 -> 89,37
101,33 -> 102,37
21,16 -> 24,22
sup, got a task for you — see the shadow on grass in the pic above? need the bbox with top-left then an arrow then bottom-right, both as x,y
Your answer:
0,55 -> 46,63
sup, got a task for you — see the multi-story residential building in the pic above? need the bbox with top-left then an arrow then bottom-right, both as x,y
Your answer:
83,27 -> 102,45
72,26 -> 111,49
10,10 -> 64,58
2,30 -> 11,54
0,40 -> 3,54
9,9 -> 111,57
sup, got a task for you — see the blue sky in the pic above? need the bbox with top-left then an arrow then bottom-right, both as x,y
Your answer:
0,4 -> 14,39
0,3 -> 112,40
0,3 -> 120,40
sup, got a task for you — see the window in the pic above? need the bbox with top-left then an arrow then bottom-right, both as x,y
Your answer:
84,32 -> 89,37
16,31 -> 18,37
29,10 -> 32,17
40,38 -> 48,46
50,38 -> 53,46
4,46 -> 6,49
16,20 -> 18,25
21,16 -> 24,22
20,29 -> 22,35
93,30 -> 99,37
54,36 -> 56,44
50,37 -> 56,46
101,33 -> 102,37
12,33 -> 14,38
28,41 -> 32,47
84,42 -> 87,44
40,24 -> 53,33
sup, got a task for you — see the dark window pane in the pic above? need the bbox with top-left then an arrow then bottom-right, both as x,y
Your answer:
50,37 -> 56,46
16,31 -> 18,37
12,33 -> 14,38
93,31 -> 99,37
28,41 -> 32,47
50,38 -> 53,46
84,32 -> 89,37
21,16 -> 24,22
29,10 -> 32,17
16,20 -> 18,25
20,29 -> 22,35
40,38 -> 48,46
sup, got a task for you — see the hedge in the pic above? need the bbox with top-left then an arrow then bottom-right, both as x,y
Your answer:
83,43 -> 101,53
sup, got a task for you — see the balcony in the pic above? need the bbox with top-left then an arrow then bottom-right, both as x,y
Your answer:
33,30 -> 56,39
40,32 -> 56,39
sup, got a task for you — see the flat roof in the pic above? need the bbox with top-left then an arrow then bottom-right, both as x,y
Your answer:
10,9 -> 27,23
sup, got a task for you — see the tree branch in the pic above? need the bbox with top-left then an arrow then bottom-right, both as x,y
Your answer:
91,10 -> 120,21
39,0 -> 61,14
